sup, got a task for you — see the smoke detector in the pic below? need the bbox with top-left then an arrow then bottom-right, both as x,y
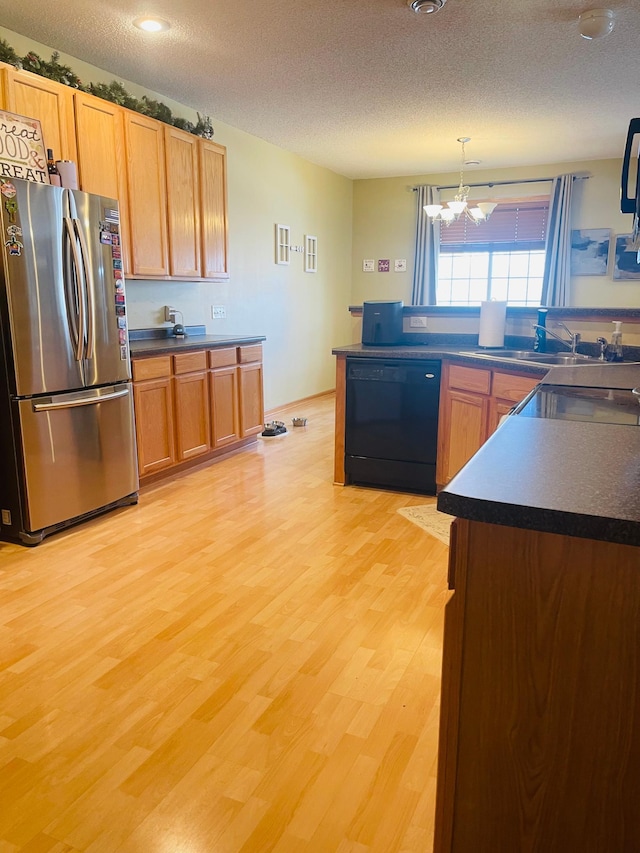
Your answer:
407,0 -> 447,12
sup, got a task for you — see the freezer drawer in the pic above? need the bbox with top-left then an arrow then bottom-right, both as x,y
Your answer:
16,383 -> 138,532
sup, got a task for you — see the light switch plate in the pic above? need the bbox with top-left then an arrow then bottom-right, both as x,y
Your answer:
409,316 -> 428,328
394,259 -> 407,272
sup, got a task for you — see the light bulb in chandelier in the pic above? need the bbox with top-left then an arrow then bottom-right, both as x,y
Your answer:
424,137 -> 497,226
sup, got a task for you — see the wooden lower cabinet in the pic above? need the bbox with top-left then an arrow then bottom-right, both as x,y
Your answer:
210,366 -> 240,448
437,361 -> 539,488
172,350 -> 210,461
132,374 -> 176,476
132,344 -> 263,481
238,361 -> 264,437
174,370 -> 211,461
435,518 -> 640,852
440,390 -> 489,486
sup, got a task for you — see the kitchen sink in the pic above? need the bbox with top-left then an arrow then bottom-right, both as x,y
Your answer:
465,350 -> 595,366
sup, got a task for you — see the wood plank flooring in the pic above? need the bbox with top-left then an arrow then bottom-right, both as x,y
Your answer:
0,393 -> 449,852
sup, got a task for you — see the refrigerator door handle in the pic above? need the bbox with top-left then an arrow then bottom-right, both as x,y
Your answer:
32,386 -> 130,412
73,217 -> 96,360
63,216 -> 86,362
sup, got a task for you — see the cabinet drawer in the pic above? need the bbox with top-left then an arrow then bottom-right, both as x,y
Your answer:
448,364 -> 491,395
492,371 -> 539,403
173,350 -> 207,374
238,344 -> 263,364
208,347 -> 238,369
132,355 -> 171,381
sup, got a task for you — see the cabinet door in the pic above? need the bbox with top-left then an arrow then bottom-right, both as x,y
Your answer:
434,518 -> 468,853
74,91 -> 130,273
441,389 -> 489,486
488,372 -> 539,437
238,362 -> 264,438
199,139 -> 229,280
4,68 -> 77,164
174,371 -> 211,461
133,377 -> 176,476
210,366 -> 240,448
124,112 -> 169,276
165,126 -> 201,277
487,399 -> 516,437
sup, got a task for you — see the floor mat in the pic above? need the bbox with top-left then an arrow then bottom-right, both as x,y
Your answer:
397,504 -> 453,545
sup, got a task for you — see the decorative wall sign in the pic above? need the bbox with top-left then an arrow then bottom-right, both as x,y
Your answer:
304,235 -> 317,273
275,224 -> 290,265
0,110 -> 48,184
613,234 -> 640,280
570,228 -> 610,276
378,259 -> 390,272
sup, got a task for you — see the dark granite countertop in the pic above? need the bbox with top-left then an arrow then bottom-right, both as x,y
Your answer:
331,343 -> 550,377
130,329 -> 266,357
332,339 -> 640,377
438,362 -> 640,547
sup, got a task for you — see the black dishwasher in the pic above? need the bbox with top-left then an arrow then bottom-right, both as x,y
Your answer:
345,358 -> 440,494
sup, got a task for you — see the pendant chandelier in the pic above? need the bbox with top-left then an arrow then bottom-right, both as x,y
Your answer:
425,137 -> 497,225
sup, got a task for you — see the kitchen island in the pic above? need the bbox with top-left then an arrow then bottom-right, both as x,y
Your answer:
434,362 -> 640,852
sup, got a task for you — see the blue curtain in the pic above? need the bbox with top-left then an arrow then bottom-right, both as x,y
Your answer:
411,185 -> 440,305
541,174 -> 574,306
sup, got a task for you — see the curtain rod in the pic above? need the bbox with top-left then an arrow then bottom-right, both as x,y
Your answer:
412,174 -> 589,192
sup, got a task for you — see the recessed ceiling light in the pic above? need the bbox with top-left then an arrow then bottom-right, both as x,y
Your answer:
133,16 -> 171,33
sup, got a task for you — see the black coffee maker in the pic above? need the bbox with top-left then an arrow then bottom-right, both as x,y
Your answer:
361,300 -> 403,345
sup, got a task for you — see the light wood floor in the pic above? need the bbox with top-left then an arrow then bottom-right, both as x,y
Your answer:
0,393 -> 449,852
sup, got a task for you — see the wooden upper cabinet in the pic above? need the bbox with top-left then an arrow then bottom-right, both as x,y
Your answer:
4,67 -> 77,164
74,91 -> 130,273
199,139 -> 229,280
165,126 -> 201,278
0,64 -> 230,284
124,112 -> 169,277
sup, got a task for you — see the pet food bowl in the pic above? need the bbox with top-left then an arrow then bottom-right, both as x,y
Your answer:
292,417 -> 307,427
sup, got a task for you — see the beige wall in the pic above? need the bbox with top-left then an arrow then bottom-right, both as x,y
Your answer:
352,158 -> 638,309
0,27 -> 354,411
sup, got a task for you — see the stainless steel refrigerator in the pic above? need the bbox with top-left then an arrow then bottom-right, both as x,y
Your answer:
0,177 -> 138,545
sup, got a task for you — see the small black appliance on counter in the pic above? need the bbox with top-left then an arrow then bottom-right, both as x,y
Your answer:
361,300 -> 403,345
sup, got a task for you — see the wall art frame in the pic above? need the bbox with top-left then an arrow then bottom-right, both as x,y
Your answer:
613,234 -> 640,280
570,228 -> 610,276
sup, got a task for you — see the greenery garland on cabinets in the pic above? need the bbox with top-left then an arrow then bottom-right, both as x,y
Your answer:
0,40 -> 214,138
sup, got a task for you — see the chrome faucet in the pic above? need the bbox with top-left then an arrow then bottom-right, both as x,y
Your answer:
531,322 -> 581,354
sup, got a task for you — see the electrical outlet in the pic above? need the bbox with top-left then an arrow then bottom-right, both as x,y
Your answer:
164,305 -> 176,322
410,316 -> 428,329
211,305 -> 226,319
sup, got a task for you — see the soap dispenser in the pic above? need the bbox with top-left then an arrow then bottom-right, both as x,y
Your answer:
533,308 -> 548,352
605,321 -> 624,362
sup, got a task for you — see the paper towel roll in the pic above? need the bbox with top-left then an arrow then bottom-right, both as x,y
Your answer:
56,160 -> 78,190
478,300 -> 507,348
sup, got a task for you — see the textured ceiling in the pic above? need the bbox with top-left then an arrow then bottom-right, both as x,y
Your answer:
1,0 -> 639,179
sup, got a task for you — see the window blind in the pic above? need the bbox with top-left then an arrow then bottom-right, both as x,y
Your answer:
439,197 -> 550,252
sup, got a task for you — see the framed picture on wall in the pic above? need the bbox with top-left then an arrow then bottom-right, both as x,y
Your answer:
613,234 -> 640,280
570,228 -> 610,276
